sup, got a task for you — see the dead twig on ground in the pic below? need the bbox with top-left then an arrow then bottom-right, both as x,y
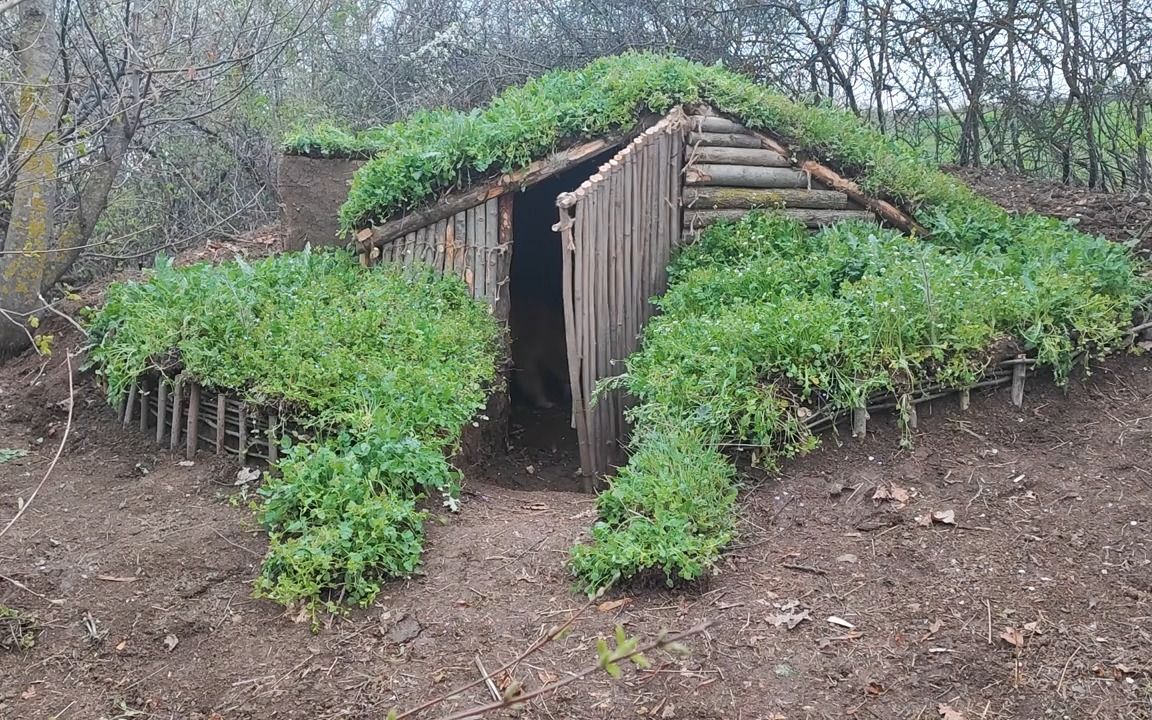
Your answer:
0,352 -> 75,541
430,621 -> 713,720
392,596 -> 598,720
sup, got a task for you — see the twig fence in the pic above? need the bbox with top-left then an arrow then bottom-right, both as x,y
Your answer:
106,373 -> 296,464
799,318 -> 1152,441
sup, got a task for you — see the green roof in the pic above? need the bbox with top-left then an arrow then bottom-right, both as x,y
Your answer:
321,52 -> 983,234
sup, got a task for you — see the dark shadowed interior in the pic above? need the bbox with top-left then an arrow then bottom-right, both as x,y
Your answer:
501,149 -> 617,488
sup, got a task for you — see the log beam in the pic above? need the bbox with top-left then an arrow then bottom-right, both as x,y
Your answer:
683,208 -> 875,230
684,163 -> 812,189
688,115 -> 750,135
686,131 -> 762,149
686,146 -> 791,167
684,186 -> 848,210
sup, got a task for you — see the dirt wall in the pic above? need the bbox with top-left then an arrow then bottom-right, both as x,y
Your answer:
279,155 -> 365,252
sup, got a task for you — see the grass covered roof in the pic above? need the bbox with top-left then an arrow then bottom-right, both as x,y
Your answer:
296,52 -> 993,234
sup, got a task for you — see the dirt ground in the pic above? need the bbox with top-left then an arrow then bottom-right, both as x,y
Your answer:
3,180 -> 1152,720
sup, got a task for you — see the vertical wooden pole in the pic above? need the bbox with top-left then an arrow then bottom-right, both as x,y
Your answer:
155,380 -> 168,445
215,393 -> 226,454
852,407 -> 868,438
959,388 -> 970,411
122,384 -> 137,427
494,194 -> 514,322
186,383 -> 200,460
1011,357 -> 1027,407
558,204 -> 593,491
138,384 -> 148,432
485,198 -> 500,303
237,404 -> 248,465
169,377 -> 183,452
267,412 -> 279,464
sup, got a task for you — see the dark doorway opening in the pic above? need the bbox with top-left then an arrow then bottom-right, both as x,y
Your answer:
500,149 -> 617,491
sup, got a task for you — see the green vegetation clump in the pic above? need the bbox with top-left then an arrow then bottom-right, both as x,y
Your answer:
569,210 -> 1149,593
332,52 -> 978,233
0,605 -> 38,651
282,121 -> 395,158
87,250 -> 501,619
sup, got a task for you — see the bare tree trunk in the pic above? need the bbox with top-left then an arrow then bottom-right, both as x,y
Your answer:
0,0 -> 60,357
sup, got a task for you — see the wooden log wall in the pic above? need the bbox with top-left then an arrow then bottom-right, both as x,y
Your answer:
361,197 -> 507,308
555,109 -> 687,485
681,111 -> 876,234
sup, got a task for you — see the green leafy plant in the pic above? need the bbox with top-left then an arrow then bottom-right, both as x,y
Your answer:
0,448 -> 29,464
0,605 -> 38,651
86,249 -> 502,618
570,210 -> 1149,593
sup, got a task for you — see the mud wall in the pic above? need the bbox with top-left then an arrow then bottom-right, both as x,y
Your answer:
279,155 -> 365,252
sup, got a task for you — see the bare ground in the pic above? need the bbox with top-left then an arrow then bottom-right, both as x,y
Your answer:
2,186 -> 1152,720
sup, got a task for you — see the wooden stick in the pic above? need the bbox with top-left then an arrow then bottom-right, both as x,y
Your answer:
169,377 -> 183,452
267,412 -> 279,464
186,383 -> 200,460
122,383 -> 137,428
960,388 -> 970,411
474,656 -> 501,702
1011,356 -> 1027,407
155,380 -> 168,445
852,407 -> 868,438
215,393 -> 226,454
138,384 -> 148,432
237,404 -> 248,465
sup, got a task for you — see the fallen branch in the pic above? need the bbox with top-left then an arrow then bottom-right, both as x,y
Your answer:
0,351 -> 75,540
391,596 -> 599,720
429,621 -> 713,720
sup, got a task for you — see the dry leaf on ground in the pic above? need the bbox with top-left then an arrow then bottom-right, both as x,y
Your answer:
598,598 -> 632,613
938,703 -> 966,720
999,626 -> 1025,648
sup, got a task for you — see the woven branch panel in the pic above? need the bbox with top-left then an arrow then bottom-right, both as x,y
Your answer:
109,373 -> 294,464
106,372 -> 501,470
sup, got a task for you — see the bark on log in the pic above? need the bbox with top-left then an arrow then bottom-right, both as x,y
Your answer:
363,129 -> 645,247
683,187 -> 848,210
798,159 -> 927,235
687,146 -> 791,167
688,115 -> 750,135
683,208 -> 875,229
686,131 -> 762,149
684,164 -> 812,188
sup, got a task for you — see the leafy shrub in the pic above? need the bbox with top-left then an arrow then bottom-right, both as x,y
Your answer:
87,250 -> 502,618
282,121 -> 395,158
570,210 -> 1149,592
569,426 -> 737,593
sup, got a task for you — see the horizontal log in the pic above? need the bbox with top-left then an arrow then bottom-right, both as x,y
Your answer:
739,127 -> 927,235
688,146 -> 791,167
683,208 -> 876,230
686,131 -> 762,149
684,163 -> 812,189
683,187 -> 849,210
798,159 -> 928,235
688,115 -> 750,135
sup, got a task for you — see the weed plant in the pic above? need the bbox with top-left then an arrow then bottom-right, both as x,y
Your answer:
569,210 -> 1149,593
88,250 -> 501,619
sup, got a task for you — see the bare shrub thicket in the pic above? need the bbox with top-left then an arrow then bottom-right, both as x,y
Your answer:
1,0 -> 1149,347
